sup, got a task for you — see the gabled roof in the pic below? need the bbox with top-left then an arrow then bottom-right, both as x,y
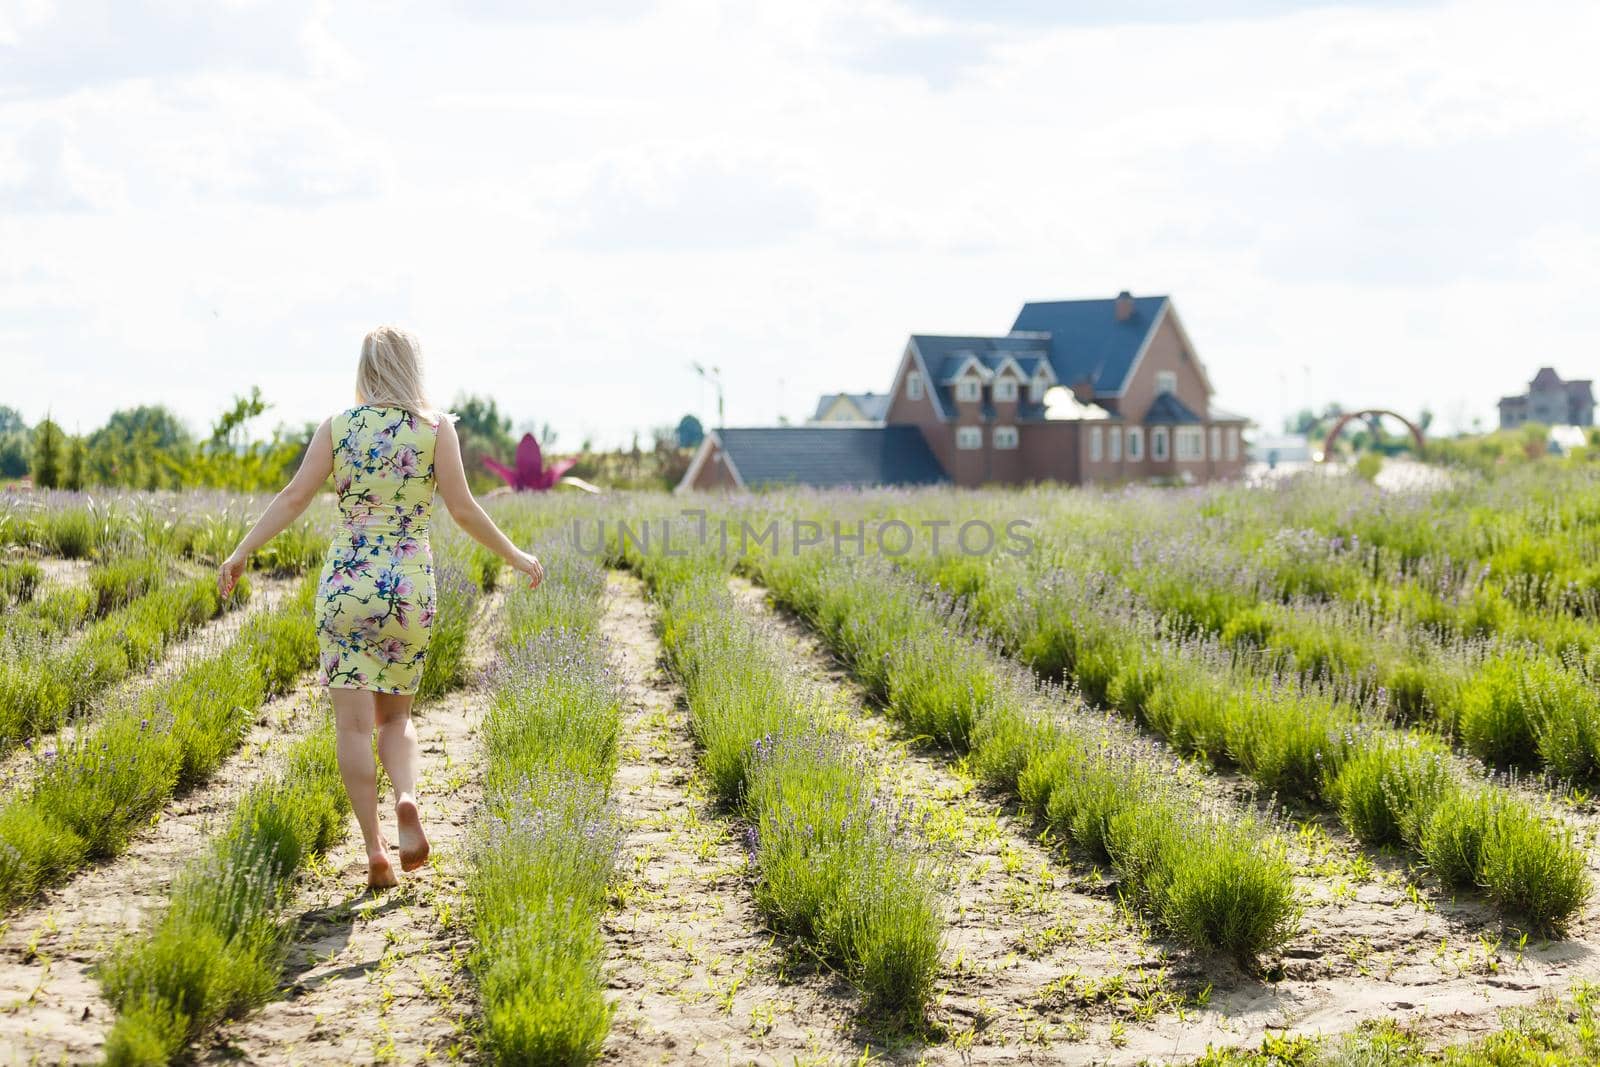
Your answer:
1143,392 -> 1203,424
812,392 -> 889,422
1010,295 -> 1169,395
685,426 -> 947,490
907,335 -> 1055,418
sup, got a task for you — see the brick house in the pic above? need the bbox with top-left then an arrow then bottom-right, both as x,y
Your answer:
1498,368 -> 1595,429
679,291 -> 1248,490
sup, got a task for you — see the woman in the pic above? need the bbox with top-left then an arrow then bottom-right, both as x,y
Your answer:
218,326 -> 545,889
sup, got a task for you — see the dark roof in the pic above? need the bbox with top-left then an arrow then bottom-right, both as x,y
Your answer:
812,392 -> 889,421
1531,367 -> 1563,390
1010,295 -> 1168,395
715,426 -> 947,489
1143,391 -> 1203,424
909,335 -> 1053,417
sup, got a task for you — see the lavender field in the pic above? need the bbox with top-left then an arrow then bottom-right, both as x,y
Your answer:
4,471 -> 1600,1065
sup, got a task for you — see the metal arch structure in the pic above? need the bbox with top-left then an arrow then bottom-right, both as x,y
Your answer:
1320,409 -> 1425,459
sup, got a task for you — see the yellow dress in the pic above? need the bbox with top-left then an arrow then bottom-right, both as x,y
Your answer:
315,405 -> 439,695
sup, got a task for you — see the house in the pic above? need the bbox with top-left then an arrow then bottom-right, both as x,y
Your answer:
679,291 -> 1249,490
1498,368 -> 1595,429
809,392 -> 889,424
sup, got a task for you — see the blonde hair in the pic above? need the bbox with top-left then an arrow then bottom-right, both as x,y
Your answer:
356,326 -> 437,421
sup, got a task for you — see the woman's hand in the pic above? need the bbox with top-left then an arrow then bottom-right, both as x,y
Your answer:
514,550 -> 546,591
218,551 -> 248,598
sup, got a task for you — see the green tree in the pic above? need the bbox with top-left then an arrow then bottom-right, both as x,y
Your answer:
453,393 -> 516,492
0,406 -> 25,435
676,414 -> 704,449
31,418 -> 63,489
63,435 -> 86,491
87,404 -> 193,486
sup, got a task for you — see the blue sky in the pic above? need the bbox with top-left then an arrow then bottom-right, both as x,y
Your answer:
2,0 -> 1595,446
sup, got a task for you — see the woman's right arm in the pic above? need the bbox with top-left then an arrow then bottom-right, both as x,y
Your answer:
434,417 -> 545,590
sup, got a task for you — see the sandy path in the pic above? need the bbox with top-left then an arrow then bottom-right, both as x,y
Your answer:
598,571 -> 869,1064
200,590 -> 505,1066
732,578 -> 1600,1063
0,676 -> 326,1066
0,575 -> 300,794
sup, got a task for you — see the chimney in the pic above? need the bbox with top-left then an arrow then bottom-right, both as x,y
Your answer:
1114,290 -> 1134,321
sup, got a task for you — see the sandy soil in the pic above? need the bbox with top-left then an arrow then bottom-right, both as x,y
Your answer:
200,590 -> 505,1066
729,577 -> 1600,1064
0,676 -> 326,1066
599,571 -> 875,1065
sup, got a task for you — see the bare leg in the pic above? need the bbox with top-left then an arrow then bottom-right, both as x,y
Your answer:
376,692 -> 429,871
332,689 -> 396,888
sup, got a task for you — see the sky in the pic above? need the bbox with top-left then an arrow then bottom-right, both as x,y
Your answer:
2,0 -> 1597,447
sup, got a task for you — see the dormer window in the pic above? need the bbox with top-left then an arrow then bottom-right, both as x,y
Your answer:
1029,372 -> 1050,403
907,371 -> 924,401
994,378 -> 1018,403
1155,371 -> 1177,395
955,378 -> 981,403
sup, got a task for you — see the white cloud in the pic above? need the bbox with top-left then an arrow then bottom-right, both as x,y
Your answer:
2,0 -> 1598,447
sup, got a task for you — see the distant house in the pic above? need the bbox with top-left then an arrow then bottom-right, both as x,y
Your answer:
679,291 -> 1249,491
679,426 -> 945,490
1498,368 -> 1595,429
809,392 -> 889,424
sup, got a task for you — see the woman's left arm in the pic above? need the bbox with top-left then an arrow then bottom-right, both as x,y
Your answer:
218,418 -> 334,596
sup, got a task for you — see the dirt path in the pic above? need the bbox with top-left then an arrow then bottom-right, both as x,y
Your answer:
598,571 -> 869,1064
0,675 -> 326,1066
731,578 -> 1600,1063
0,575 -> 301,794
200,589 -> 505,1066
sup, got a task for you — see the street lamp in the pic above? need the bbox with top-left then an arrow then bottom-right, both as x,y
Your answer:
692,362 -> 724,429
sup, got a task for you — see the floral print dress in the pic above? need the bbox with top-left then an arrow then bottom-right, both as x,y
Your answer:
315,405 -> 439,694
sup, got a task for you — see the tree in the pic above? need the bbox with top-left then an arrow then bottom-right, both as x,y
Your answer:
87,404 -> 193,486
453,393 -> 516,492
31,418 -> 63,489
0,406 -> 25,435
675,414 -> 704,449
63,435 -> 86,491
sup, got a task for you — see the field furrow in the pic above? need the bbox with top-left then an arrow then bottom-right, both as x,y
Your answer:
0,674 -> 327,1066
0,575 -> 300,795
727,576 -> 1181,1056
599,571 -> 866,1063
198,588 -> 506,1065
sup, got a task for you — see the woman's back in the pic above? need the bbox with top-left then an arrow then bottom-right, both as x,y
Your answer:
319,404 -> 440,694
331,404 -> 438,542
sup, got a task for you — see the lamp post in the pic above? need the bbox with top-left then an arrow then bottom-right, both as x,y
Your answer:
692,362 -> 724,429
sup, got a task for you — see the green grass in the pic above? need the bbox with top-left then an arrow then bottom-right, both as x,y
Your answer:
0,573 -> 241,754
0,578 -> 320,911
99,719 -> 349,1066
467,546 -> 623,1064
751,550 -> 1298,965
632,546 -> 947,1018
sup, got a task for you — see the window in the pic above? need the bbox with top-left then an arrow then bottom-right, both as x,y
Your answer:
1176,426 -> 1204,460
1109,424 -> 1122,461
993,425 -> 1018,450
1155,371 -> 1177,395
1152,426 -> 1169,461
957,426 -> 983,450
1030,372 -> 1050,403
1089,426 -> 1103,462
906,371 -> 924,401
1127,427 -> 1143,460
994,378 -> 1019,403
1210,426 -> 1222,460
1226,427 -> 1239,461
955,377 -> 982,403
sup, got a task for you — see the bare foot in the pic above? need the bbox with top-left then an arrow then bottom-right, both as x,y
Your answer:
396,797 -> 431,872
367,852 -> 399,890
